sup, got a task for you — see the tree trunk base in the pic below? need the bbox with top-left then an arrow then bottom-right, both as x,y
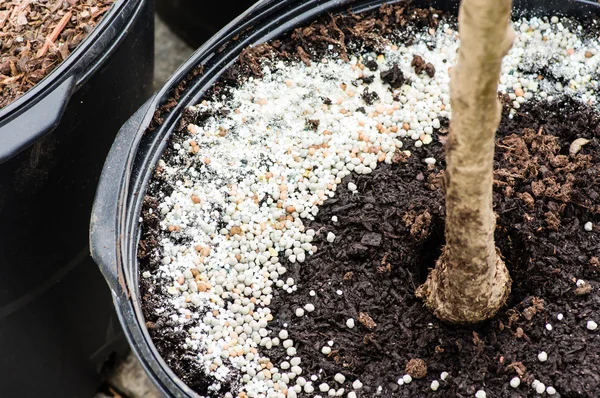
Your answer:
416,248 -> 512,324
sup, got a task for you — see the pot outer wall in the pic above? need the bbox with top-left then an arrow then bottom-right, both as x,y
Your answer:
156,0 -> 257,48
0,1 -> 155,397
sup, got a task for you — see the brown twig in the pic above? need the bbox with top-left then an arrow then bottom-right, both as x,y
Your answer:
296,46 -> 311,66
36,11 -> 72,58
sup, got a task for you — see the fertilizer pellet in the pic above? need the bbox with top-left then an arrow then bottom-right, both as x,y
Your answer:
334,374 -> 346,384
510,377 -> 521,388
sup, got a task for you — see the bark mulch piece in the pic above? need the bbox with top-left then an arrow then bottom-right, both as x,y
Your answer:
0,0 -> 115,109
265,97 -> 600,397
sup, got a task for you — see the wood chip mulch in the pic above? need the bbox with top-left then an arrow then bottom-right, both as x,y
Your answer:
0,0 -> 115,109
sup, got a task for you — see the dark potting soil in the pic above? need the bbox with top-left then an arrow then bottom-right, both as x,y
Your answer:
0,0 -> 115,109
262,97 -> 600,398
138,5 -> 450,395
140,99 -> 600,398
137,3 -> 600,398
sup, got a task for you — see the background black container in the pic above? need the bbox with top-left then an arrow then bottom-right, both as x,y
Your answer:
91,0 -> 600,396
0,0 -> 154,397
156,0 -> 257,48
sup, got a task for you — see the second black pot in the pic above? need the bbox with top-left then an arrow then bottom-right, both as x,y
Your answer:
0,0 -> 155,396
156,0 -> 257,48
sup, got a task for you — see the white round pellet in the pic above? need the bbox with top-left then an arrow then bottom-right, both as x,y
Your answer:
431,380 -> 440,391
346,318 -> 355,328
440,372 -> 449,381
557,313 -> 564,321
538,351 -> 548,362
402,375 -> 412,384
546,324 -> 552,331
475,390 -> 486,398
510,377 -> 521,388
584,221 -> 593,231
347,392 -> 357,398
547,386 -> 557,395
352,380 -> 363,389
295,308 -> 305,317
334,373 -> 346,384
322,346 -> 332,355
319,383 -> 330,392
587,320 -> 598,330
305,303 -> 315,312
536,383 -> 546,394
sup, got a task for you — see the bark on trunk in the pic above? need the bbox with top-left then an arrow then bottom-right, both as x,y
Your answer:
415,0 -> 514,323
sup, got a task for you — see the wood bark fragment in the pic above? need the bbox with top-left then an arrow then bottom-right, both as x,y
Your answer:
36,11 -> 72,58
416,0 -> 514,323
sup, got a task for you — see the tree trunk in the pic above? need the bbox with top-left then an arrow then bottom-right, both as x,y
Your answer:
415,0 -> 514,323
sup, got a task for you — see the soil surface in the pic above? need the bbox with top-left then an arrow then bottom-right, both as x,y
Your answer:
0,0 -> 115,109
264,97 -> 600,398
137,3 -> 600,397
139,5 -> 448,394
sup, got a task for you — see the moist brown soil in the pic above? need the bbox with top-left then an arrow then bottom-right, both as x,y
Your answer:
264,97 -> 600,398
0,0 -> 115,109
137,3 -> 600,397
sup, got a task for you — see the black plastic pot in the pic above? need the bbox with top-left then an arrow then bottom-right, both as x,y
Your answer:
90,0 -> 600,396
0,1 -> 154,397
156,0 -> 257,48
